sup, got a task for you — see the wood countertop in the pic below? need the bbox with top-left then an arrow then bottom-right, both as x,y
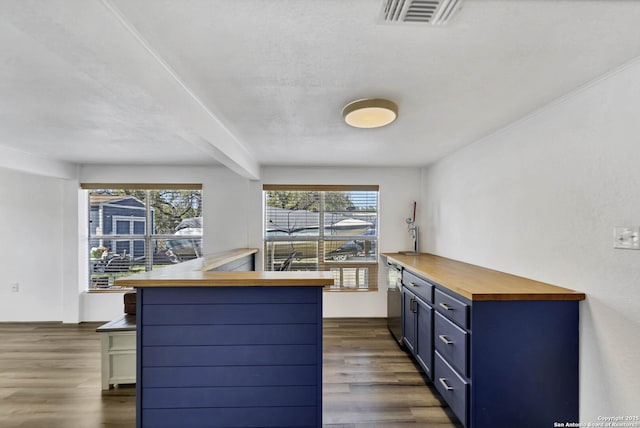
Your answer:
116,248 -> 334,288
96,314 -> 136,332
383,253 -> 585,301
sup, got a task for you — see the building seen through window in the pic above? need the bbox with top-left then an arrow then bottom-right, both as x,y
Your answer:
85,186 -> 202,290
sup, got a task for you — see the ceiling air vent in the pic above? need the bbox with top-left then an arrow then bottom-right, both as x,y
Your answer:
379,0 -> 463,26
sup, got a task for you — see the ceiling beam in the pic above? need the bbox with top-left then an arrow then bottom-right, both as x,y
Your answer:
0,145 -> 78,180
100,0 -> 260,180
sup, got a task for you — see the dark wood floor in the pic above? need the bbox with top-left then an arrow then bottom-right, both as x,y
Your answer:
0,319 -> 460,428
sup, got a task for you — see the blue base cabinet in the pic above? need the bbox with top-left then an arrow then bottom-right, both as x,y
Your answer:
136,286 -> 323,428
465,299 -> 579,427
403,287 -> 433,379
403,270 -> 435,379
401,269 -> 580,428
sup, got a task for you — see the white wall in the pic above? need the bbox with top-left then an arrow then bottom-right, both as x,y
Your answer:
255,166 -> 421,317
0,168 -> 65,321
420,60 -> 640,420
80,165 -> 425,319
0,163 -> 418,322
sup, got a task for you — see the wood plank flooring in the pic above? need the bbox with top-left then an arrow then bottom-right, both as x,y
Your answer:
0,319 -> 460,428
323,319 -> 460,427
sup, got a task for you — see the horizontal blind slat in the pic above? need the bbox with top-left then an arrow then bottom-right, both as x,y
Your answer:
81,183 -> 202,190
263,184 -> 379,191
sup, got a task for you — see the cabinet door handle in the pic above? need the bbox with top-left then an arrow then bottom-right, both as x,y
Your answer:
411,298 -> 417,313
439,335 -> 453,345
438,377 -> 454,391
439,302 -> 453,311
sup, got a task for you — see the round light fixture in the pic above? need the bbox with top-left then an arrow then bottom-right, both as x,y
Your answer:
342,98 -> 398,129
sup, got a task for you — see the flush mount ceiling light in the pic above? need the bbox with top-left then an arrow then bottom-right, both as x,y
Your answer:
342,98 -> 398,129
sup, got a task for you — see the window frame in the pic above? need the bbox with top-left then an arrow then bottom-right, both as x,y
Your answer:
82,183 -> 203,291
263,184 -> 379,290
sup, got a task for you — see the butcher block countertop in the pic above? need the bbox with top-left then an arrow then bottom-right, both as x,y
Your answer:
383,252 -> 585,301
116,248 -> 334,288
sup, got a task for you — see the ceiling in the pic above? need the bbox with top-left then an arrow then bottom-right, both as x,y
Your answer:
2,0 -> 640,179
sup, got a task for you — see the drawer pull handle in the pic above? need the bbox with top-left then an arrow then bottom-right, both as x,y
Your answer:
439,335 -> 453,345
410,282 -> 418,287
439,377 -> 454,391
439,303 -> 454,311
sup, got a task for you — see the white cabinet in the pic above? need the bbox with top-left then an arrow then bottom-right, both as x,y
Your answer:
96,315 -> 136,390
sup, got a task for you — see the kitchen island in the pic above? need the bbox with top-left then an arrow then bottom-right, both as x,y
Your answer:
383,252 -> 585,428
116,248 -> 334,428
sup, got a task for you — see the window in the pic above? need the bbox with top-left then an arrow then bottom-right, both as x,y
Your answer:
263,185 -> 378,290
83,184 -> 202,290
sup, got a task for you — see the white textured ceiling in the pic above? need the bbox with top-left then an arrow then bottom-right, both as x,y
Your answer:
2,0 -> 640,179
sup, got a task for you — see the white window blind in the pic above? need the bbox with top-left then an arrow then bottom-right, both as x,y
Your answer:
263,185 -> 379,290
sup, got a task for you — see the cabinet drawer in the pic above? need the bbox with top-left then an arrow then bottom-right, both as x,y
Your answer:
434,288 -> 469,328
403,270 -> 433,303
434,312 -> 468,377
109,352 -> 136,380
434,351 -> 468,426
109,332 -> 136,351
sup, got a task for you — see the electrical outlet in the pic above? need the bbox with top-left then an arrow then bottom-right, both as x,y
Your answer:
613,227 -> 640,249
11,282 -> 19,292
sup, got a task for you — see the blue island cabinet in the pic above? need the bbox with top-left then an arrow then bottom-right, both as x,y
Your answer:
135,286 -> 323,428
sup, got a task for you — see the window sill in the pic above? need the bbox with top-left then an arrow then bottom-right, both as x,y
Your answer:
323,287 -> 378,292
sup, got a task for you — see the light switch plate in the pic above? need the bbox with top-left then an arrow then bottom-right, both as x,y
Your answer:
613,226 -> 640,249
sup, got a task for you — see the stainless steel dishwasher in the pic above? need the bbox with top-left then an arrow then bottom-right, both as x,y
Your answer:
386,260 -> 403,346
